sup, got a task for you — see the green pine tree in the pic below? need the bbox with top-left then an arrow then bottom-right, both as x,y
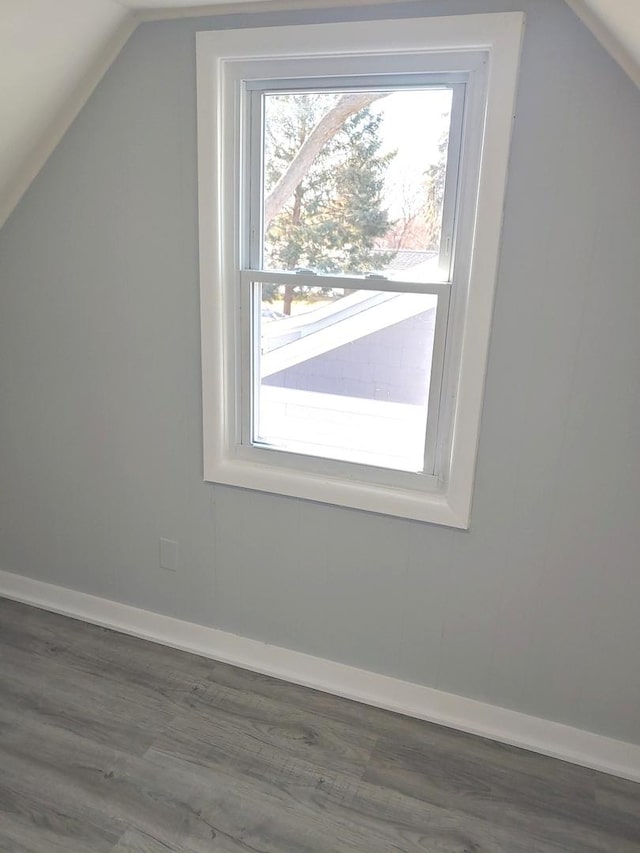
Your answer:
263,94 -> 395,314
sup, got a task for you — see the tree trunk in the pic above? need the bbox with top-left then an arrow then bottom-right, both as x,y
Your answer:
282,185 -> 304,316
283,284 -> 294,316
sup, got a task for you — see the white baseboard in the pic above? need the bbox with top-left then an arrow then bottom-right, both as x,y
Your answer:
1,568 -> 639,783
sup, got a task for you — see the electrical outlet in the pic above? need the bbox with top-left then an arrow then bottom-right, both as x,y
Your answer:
159,538 -> 179,572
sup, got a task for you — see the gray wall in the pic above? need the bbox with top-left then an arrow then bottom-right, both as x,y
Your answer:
1,0 -> 640,745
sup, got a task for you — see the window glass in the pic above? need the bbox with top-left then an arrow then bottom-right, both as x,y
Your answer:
262,88 -> 454,283
256,284 -> 438,471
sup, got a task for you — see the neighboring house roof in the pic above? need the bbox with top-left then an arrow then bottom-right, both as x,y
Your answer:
0,0 -> 638,230
379,250 -> 437,271
262,291 -> 437,377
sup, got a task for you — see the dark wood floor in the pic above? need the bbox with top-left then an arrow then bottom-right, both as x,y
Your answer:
1,598 -> 639,852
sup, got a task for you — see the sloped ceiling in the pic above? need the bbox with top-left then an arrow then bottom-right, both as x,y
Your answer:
565,0 -> 640,87
0,0 -> 638,229
0,0 -> 130,228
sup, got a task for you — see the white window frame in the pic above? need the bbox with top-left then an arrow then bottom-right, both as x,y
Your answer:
196,13 -> 524,528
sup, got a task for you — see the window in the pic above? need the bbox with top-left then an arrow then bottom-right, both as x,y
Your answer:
196,13 -> 524,527
252,83 -> 460,475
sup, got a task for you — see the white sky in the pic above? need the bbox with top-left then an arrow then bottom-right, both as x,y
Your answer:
371,88 -> 452,217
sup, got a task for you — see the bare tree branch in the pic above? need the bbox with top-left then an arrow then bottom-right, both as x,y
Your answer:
264,92 -> 389,229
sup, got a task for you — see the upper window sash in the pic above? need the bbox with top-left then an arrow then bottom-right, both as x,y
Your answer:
243,75 -> 467,285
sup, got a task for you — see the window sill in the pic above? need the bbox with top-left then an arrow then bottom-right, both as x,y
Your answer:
206,452 -> 470,527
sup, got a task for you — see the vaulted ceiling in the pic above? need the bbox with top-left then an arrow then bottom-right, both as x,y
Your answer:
1,0 -> 638,228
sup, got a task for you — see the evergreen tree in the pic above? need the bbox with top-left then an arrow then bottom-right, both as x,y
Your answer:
421,131 -> 448,252
263,93 -> 395,314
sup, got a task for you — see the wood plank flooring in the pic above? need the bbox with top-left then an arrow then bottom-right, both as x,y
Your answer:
1,597 -> 639,852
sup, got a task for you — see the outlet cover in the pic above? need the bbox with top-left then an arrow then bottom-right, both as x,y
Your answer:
159,538 -> 179,572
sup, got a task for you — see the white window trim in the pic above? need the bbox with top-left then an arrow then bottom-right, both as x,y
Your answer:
196,12 -> 524,528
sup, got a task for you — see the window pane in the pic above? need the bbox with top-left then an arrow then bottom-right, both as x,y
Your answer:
262,88 -> 453,283
255,285 -> 437,471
